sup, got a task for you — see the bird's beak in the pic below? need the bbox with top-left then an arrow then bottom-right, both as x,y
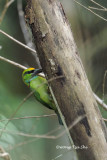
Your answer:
32,69 -> 43,77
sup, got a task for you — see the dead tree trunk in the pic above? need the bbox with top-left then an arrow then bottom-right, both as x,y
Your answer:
25,0 -> 107,159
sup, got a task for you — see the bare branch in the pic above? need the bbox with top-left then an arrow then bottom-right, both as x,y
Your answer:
89,7 -> 107,11
103,118 -> 107,122
93,93 -> 107,110
0,0 -> 14,24
90,0 -> 106,9
7,126 -> 61,151
0,146 -> 12,160
0,114 -> 56,122
0,30 -> 36,53
0,55 -> 27,70
0,115 -> 85,139
73,0 -> 107,22
103,70 -> 107,102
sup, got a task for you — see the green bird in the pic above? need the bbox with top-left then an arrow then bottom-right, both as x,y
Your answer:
22,68 -> 63,125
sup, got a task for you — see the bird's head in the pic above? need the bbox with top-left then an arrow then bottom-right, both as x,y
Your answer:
22,68 -> 42,86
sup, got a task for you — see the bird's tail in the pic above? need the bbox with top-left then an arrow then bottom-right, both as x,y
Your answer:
55,110 -> 63,125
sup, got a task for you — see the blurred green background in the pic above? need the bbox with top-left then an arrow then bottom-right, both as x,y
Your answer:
0,0 -> 107,160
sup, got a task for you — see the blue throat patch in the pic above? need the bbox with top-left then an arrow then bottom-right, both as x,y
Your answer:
25,75 -> 38,83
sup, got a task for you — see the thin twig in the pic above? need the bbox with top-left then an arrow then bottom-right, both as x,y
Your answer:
49,86 -> 74,146
73,0 -> 107,22
0,0 -> 14,24
103,70 -> 107,101
0,115 -> 85,139
7,126 -> 61,151
0,30 -> 36,53
102,118 -> 107,122
0,91 -> 35,137
0,114 -> 56,122
90,0 -> 106,10
6,0 -> 14,7
0,146 -> 12,160
0,129 -> 55,139
0,55 -> 44,77
51,149 -> 72,160
0,55 -> 27,70
93,93 -> 107,110
89,7 -> 107,11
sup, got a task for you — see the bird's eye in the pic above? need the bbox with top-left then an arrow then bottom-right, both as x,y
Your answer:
28,70 -> 35,74
23,69 -> 35,76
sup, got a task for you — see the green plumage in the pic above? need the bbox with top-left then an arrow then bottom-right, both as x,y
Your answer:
22,68 -> 63,125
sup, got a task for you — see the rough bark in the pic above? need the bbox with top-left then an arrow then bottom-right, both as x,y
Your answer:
25,0 -> 107,160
